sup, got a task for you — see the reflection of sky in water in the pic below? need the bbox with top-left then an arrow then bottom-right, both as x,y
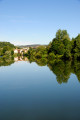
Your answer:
0,61 -> 80,120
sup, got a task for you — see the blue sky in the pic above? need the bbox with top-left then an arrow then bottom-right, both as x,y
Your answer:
0,0 -> 80,45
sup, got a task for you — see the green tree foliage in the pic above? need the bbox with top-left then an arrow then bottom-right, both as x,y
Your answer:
56,29 -> 70,41
27,46 -> 47,59
35,46 -> 47,58
11,50 -> 14,55
3,46 -> 11,54
0,48 -> 3,56
71,34 -> 80,59
48,29 -> 71,59
0,42 -> 15,56
48,52 -> 56,59
0,42 -> 15,48
48,38 -> 64,55
26,29 -> 80,60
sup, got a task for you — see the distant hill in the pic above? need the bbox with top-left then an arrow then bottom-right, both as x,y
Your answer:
17,44 -> 47,48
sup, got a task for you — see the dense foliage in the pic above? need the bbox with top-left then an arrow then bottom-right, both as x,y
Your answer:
48,29 -> 72,59
27,29 -> 80,60
0,42 -> 14,48
0,42 -> 15,57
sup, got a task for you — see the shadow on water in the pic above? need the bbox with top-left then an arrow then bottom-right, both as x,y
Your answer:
0,56 -> 80,84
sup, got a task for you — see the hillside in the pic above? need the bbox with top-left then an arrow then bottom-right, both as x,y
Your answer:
17,44 -> 47,48
0,42 -> 15,48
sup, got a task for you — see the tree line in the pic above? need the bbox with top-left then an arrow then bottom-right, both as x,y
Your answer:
0,29 -> 80,60
27,29 -> 80,60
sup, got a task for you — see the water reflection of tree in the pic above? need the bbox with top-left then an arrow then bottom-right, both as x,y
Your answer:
0,57 -> 14,66
25,56 -> 80,83
29,57 -> 48,66
48,60 -> 71,84
0,56 -> 29,67
1,56 -> 80,84
28,57 -> 72,84
32,58 -> 80,84
72,60 -> 80,82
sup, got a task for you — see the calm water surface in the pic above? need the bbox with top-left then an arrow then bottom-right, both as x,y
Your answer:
0,58 -> 80,120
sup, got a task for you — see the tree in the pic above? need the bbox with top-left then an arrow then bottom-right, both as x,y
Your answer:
71,34 -> 80,59
3,46 -> 10,54
0,42 -> 15,48
56,29 -> 70,41
48,29 -> 71,59
50,38 -> 65,55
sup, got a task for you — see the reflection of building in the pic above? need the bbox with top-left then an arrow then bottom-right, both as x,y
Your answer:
14,57 -> 29,62
14,48 -> 29,54
14,57 -> 18,62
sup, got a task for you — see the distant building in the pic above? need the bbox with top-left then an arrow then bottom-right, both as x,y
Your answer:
14,47 -> 29,54
14,49 -> 18,54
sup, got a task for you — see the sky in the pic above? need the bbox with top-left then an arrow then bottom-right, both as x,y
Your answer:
0,0 -> 80,45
